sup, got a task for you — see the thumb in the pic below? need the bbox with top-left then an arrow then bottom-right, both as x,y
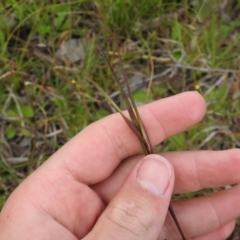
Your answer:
85,154 -> 175,240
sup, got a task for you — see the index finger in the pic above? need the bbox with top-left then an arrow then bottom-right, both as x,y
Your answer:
45,91 -> 206,184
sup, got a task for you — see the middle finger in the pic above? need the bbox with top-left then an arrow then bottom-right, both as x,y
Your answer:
92,149 -> 240,201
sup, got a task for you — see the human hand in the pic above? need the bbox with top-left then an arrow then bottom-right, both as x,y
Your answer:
0,92 -> 239,240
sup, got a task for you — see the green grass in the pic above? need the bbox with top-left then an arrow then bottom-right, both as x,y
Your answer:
0,0 -> 240,238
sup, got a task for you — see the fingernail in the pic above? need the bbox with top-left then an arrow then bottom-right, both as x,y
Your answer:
137,155 -> 172,195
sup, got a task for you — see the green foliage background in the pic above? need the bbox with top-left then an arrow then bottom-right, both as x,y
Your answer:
0,0 -> 240,238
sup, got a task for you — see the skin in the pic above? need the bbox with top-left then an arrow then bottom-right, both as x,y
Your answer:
0,91 -> 239,240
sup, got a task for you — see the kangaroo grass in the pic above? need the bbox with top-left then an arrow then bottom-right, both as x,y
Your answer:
76,48 -> 186,240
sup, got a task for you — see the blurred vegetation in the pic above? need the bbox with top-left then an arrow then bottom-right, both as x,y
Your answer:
0,0 -> 240,238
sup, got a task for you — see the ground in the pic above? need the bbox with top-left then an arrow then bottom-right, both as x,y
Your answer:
0,0 -> 240,239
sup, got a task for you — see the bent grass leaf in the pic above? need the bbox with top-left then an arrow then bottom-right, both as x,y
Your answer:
98,49 -> 152,154
100,49 -> 186,240
80,67 -> 149,148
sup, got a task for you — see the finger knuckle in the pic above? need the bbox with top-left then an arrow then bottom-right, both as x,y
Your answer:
106,198 -> 153,236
